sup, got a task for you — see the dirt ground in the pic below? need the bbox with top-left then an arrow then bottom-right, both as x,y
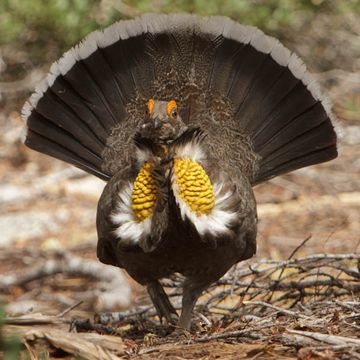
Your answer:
0,12 -> 360,360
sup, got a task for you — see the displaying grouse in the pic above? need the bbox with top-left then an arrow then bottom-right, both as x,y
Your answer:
22,14 -> 337,330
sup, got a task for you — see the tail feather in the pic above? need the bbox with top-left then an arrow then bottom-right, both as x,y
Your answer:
227,46 -> 269,109
240,68 -> 300,133
247,77 -> 337,184
81,49 -> 128,120
27,112 -> 104,168
252,82 -> 318,149
232,55 -> 287,131
64,62 -> 118,128
256,102 -> 328,157
34,91 -> 104,155
22,14 -> 337,183
258,145 -> 337,182
207,38 -> 246,94
25,130 -> 109,180
51,77 -> 109,142
260,120 -> 336,167
204,29 -> 337,184
101,33 -> 155,98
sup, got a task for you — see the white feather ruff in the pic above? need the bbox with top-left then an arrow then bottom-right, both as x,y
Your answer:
135,148 -> 153,165
112,140 -> 237,242
171,139 -> 237,236
111,182 -> 152,245
171,176 -> 237,237
175,139 -> 206,163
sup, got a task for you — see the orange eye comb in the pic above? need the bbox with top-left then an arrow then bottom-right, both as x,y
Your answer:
147,99 -> 155,114
166,100 -> 177,116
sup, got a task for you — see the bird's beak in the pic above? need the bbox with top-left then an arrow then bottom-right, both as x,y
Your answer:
154,117 -> 163,129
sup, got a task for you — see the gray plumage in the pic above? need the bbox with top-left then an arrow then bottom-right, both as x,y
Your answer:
22,14 -> 337,330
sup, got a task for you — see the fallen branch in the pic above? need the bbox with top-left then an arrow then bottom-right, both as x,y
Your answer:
0,251 -> 131,311
24,329 -> 126,360
286,329 -> 360,346
243,301 -> 311,319
4,301 -> 83,325
94,306 -> 156,325
70,319 -> 117,335
94,253 -> 360,328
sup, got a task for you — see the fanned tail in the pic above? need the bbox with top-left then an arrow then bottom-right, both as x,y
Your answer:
22,19 -> 155,180
22,14 -> 337,183
201,19 -> 337,184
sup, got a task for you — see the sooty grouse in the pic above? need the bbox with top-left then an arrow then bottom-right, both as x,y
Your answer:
22,14 -> 337,330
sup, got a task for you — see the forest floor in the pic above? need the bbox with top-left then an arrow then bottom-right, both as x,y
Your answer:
1,12 -> 360,360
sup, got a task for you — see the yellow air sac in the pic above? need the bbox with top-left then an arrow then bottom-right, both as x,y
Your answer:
131,162 -> 157,221
174,158 -> 215,216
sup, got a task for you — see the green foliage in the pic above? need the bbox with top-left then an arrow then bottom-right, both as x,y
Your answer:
0,0 -> 99,45
0,303 -> 23,360
0,0 -> 110,65
0,0 -> 358,65
129,0 -> 314,31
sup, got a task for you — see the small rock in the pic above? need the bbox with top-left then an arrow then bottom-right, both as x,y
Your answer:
0,211 -> 60,246
0,184 -> 34,204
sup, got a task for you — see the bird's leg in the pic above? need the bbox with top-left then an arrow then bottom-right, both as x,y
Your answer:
178,278 -> 212,330
147,280 -> 178,325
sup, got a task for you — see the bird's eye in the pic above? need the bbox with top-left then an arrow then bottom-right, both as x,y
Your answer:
147,99 -> 154,115
166,100 -> 177,119
171,109 -> 177,118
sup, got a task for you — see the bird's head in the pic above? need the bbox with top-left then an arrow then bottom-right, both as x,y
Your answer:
139,99 -> 187,144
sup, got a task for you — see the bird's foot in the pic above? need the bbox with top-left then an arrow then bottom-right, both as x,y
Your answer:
147,280 -> 178,327
143,332 -> 159,346
175,312 -> 211,334
154,295 -> 178,327
192,312 -> 212,333
167,325 -> 192,340
165,312 -> 179,326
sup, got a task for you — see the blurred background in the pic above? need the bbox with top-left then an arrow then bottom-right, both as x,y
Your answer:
0,0 -> 359,347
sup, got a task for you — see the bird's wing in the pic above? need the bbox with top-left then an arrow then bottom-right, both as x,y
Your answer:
22,14 -> 337,184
